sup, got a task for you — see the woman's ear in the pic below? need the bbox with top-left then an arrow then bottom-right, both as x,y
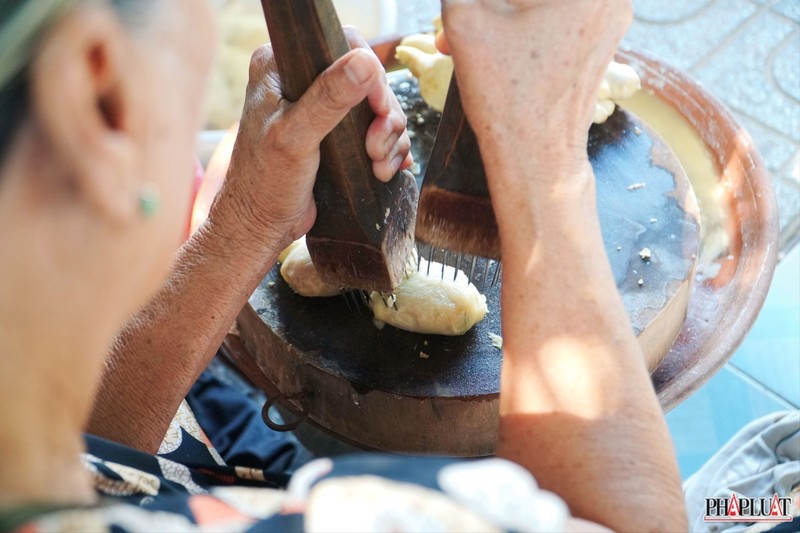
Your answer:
29,2 -> 141,225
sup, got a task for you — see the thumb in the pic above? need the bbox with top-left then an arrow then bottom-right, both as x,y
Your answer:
283,48 -> 384,152
435,30 -> 451,55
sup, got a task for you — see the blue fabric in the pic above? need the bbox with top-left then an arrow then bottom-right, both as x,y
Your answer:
321,453 -> 462,491
764,516 -> 800,533
16,443 -> 487,532
185,364 -> 297,474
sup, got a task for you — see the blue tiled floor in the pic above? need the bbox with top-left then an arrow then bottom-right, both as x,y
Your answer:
730,245 -> 800,407
667,245 -> 800,479
667,366 -> 793,479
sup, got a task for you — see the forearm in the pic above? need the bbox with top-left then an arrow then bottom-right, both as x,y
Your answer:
87,196 -> 286,453
487,153 -> 686,531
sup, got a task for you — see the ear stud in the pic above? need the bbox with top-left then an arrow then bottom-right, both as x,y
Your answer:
138,183 -> 160,218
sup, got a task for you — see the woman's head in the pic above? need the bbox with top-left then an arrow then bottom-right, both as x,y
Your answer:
0,1 -> 217,506
0,0 -> 215,352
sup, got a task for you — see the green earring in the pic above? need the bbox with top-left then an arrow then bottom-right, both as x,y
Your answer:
138,183 -> 160,218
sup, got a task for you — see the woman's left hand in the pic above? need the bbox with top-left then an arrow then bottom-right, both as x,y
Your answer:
215,29 -> 412,250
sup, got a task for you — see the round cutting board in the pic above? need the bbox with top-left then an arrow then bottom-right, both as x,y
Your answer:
237,81 -> 701,456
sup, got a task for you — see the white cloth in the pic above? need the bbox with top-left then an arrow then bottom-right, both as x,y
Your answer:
683,410 -> 800,533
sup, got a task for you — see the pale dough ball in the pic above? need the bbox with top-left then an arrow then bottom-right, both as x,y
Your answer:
370,259 -> 488,336
280,237 -> 342,297
395,44 -> 454,112
395,20 -> 452,112
594,61 -> 642,124
279,239 -> 488,336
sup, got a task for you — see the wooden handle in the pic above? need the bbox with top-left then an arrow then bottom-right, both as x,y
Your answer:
261,0 -> 417,292
416,76 -> 500,259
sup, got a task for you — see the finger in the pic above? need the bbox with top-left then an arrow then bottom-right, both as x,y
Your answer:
282,47 -> 385,153
247,43 -> 275,82
365,116 -> 398,162
400,152 -> 414,171
246,44 -> 284,108
344,26 -> 371,51
435,30 -> 451,55
364,72 -> 393,117
365,112 -> 407,161
345,23 -> 412,178
372,132 -> 411,182
343,27 -> 397,118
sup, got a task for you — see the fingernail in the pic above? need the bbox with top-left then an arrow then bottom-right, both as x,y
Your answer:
391,154 -> 404,174
344,50 -> 373,85
382,89 -> 391,114
384,133 -> 399,158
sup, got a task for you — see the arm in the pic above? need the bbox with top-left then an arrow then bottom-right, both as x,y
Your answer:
441,1 -> 686,531
87,35 -> 412,453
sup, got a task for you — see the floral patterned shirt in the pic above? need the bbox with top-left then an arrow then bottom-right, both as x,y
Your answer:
6,401 -> 572,532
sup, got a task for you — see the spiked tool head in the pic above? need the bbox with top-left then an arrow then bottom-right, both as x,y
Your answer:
415,77 -> 501,260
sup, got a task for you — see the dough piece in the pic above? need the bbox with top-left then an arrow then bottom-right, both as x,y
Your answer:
394,44 -> 454,112
397,33 -> 438,54
279,237 -> 342,297
278,238 -> 302,264
594,61 -> 642,124
598,61 -> 641,100
370,259 -> 488,336
394,16 -> 452,112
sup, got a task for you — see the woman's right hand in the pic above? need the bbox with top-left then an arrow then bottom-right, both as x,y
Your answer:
439,5 -> 688,531
440,0 -> 632,177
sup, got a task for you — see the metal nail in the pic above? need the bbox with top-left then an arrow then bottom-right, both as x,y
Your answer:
491,262 -> 502,288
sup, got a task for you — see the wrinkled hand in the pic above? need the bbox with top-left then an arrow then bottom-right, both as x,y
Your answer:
219,30 -> 412,248
440,0 -> 632,163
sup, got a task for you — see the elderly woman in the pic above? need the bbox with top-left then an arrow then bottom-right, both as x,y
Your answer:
0,0 -> 687,531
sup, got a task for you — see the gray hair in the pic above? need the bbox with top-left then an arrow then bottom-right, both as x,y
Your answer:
0,1 -> 77,91
0,1 -> 77,161
0,0 -> 150,162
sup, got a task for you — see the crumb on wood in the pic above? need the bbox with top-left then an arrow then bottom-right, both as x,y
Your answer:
488,332 -> 503,350
419,351 -> 430,359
